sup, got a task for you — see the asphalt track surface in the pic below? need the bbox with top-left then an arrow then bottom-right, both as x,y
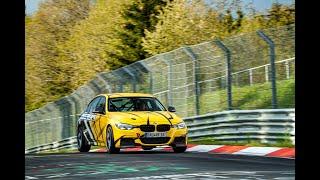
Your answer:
26,150 -> 295,180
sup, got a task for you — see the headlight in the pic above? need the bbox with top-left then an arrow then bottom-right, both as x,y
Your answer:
173,122 -> 186,129
115,123 -> 133,130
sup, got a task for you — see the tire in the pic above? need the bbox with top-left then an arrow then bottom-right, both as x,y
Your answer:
106,126 -> 120,154
142,146 -> 154,150
172,146 -> 187,153
77,126 -> 91,152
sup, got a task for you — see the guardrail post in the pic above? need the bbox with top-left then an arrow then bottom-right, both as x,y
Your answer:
257,30 -> 278,109
214,40 -> 232,110
183,47 -> 200,116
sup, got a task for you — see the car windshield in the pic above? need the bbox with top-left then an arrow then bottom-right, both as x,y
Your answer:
108,97 -> 166,112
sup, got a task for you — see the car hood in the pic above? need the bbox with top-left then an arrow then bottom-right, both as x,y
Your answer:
108,111 -> 183,126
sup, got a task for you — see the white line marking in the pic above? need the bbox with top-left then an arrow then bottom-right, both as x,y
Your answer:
45,173 -> 70,178
232,147 -> 282,156
25,176 -> 38,179
186,145 -> 223,152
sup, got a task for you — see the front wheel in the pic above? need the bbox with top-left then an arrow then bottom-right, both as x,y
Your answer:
106,126 -> 120,154
77,126 -> 91,152
172,146 -> 187,153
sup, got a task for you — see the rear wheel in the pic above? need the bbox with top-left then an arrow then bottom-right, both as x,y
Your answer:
172,146 -> 187,153
106,126 -> 120,154
77,126 -> 91,152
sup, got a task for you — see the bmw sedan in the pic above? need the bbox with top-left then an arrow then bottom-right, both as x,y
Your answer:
76,93 -> 188,153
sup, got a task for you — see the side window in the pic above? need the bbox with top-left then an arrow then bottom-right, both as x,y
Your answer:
85,101 -> 94,113
95,96 -> 106,113
86,97 -> 101,113
90,97 -> 101,113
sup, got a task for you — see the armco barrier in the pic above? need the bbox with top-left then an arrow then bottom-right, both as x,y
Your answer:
25,137 -> 77,154
185,108 -> 295,144
25,108 -> 295,154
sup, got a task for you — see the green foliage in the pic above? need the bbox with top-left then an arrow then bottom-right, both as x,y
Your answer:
25,0 -> 91,112
114,0 -> 168,63
142,0 -> 222,55
240,3 -> 295,32
57,0 -> 132,90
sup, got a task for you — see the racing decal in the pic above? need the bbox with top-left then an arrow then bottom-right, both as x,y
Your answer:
147,115 -> 150,125
97,115 -> 104,143
126,112 -> 143,119
90,118 -> 99,141
150,111 -> 173,126
90,115 -> 105,143
79,113 -> 97,145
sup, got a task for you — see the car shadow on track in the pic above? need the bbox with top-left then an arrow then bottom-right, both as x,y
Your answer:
89,150 -> 175,154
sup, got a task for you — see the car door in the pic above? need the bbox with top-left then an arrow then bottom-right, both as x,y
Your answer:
80,96 -> 101,145
91,96 -> 108,144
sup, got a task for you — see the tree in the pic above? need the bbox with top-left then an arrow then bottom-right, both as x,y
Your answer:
25,0 -> 90,111
142,0 -> 221,55
112,0 -> 169,65
57,0 -> 133,90
266,3 -> 295,27
26,16 -> 48,111
240,3 -> 295,33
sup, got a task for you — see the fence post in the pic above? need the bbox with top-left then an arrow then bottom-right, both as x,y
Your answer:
285,60 -> 290,79
249,69 -> 253,86
214,40 -> 232,110
96,73 -> 112,93
123,68 -> 137,92
257,30 -> 278,109
116,82 -> 123,92
149,72 -> 153,94
235,73 -> 239,86
139,61 -> 153,94
265,65 -> 269,82
163,55 -> 173,107
183,47 -> 200,116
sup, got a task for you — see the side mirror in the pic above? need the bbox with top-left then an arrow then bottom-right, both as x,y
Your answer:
168,106 -> 176,112
93,106 -> 105,114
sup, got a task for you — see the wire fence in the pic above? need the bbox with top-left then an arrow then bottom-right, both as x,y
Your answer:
25,24 -> 295,149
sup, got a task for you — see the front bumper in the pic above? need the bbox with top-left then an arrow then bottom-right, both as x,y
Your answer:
113,126 -> 188,148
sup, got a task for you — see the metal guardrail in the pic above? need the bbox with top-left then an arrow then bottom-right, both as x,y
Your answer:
25,108 -> 295,154
25,137 -> 77,154
185,108 -> 295,144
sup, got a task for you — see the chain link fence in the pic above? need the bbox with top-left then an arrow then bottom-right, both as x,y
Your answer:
25,24 -> 295,149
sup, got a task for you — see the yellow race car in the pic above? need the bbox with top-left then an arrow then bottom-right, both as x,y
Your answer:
76,93 -> 188,153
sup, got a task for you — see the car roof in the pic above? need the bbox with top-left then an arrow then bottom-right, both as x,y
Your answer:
101,93 -> 155,98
